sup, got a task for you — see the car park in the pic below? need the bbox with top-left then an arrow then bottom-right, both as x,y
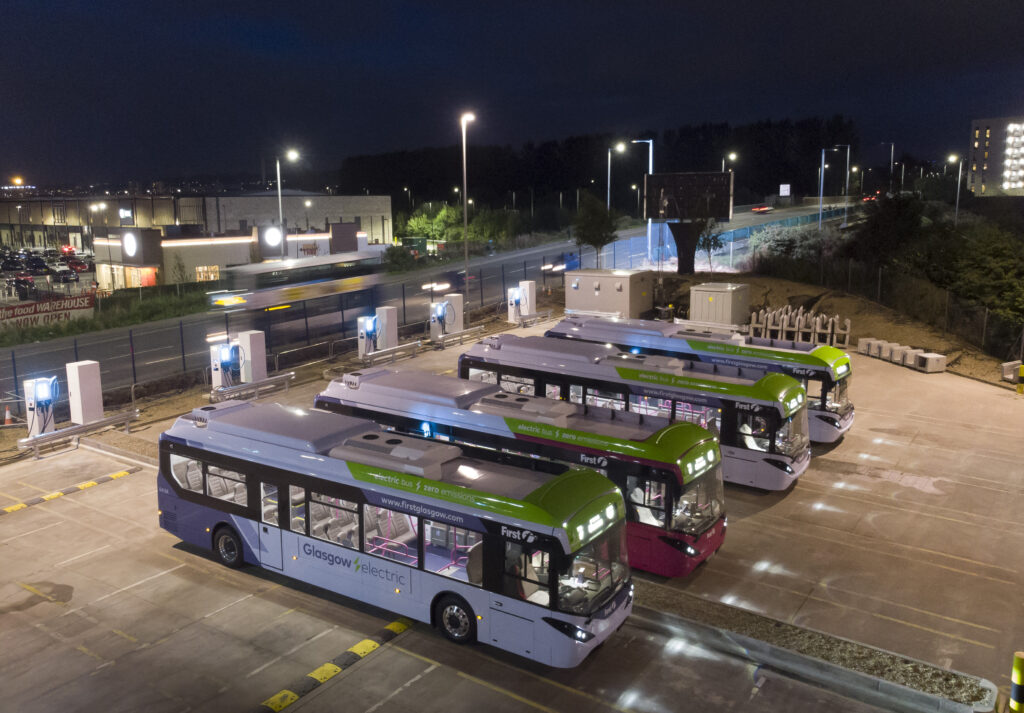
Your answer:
52,267 -> 79,283
67,258 -> 90,273
1,257 -> 24,272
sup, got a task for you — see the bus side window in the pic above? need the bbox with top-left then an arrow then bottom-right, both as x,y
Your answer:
545,383 -> 562,400
586,388 -> 625,411
261,483 -> 279,526
169,454 -> 203,493
568,384 -> 583,404
625,476 -> 667,528
206,465 -> 247,506
424,520 -> 483,585
500,374 -> 535,395
629,393 -> 672,418
289,485 -> 307,534
806,379 -> 824,405
310,492 -> 359,548
362,505 -> 419,567
737,414 -> 770,451
503,541 -> 550,606
468,367 -> 497,384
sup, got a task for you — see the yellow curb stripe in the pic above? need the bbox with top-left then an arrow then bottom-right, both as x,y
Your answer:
109,471 -> 131,480
0,469 -> 138,517
347,639 -> 379,658
78,481 -> 99,489
111,629 -> 138,643
42,491 -> 64,501
3,503 -> 27,513
385,619 -> 411,635
307,662 -> 342,684
261,690 -> 299,712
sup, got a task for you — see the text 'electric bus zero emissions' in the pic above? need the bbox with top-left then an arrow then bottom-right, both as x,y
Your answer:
315,367 -> 726,578
157,400 -> 632,667
458,334 -> 811,491
546,315 -> 854,443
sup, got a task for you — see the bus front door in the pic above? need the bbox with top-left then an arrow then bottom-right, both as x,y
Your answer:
259,482 -> 284,570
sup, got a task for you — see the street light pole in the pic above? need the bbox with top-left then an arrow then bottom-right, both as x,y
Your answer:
835,144 -> 851,226
607,142 -> 625,210
460,112 -> 475,302
882,142 -> 895,194
631,138 -> 654,263
818,149 -> 827,230
948,154 -> 963,226
721,152 -> 737,173
276,148 -> 300,238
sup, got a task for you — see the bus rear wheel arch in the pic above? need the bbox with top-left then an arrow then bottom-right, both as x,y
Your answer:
212,525 -> 244,569
433,593 -> 476,644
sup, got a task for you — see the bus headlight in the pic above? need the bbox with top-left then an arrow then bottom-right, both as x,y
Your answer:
763,458 -> 794,474
543,617 -> 595,643
659,536 -> 701,557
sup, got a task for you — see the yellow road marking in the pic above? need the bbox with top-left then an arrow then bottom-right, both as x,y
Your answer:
348,639 -> 379,658
111,629 -> 138,643
42,491 -> 64,501
394,645 -> 439,666
75,644 -> 105,661
456,671 -> 562,713
109,471 -> 131,480
3,503 -> 27,513
79,481 -> 99,489
385,618 -> 411,635
261,690 -> 299,712
0,489 -> 23,503
17,581 -> 64,604
307,662 -> 342,683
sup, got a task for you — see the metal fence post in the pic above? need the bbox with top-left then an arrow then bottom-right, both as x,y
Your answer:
478,268 -> 484,308
523,260 -> 528,281
877,266 -> 882,303
73,337 -> 80,362
128,329 -> 138,385
340,296 -> 347,339
613,241 -> 617,268
401,283 -> 407,325
224,311 -> 229,340
501,263 -> 506,296
11,351 -> 20,416
303,301 -> 310,345
179,320 -> 187,374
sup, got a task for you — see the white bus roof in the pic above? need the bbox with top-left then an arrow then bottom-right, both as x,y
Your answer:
224,251 -> 379,276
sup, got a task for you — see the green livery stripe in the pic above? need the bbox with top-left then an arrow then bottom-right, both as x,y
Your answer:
347,462 -> 622,550
614,366 -> 805,417
688,338 -> 852,380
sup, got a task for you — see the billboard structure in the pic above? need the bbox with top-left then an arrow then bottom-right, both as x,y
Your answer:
643,172 -> 734,275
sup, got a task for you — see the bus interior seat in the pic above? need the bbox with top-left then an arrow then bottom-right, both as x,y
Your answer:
465,541 -> 483,585
521,557 -> 549,605
184,461 -> 203,491
739,423 -> 769,451
630,488 -> 663,527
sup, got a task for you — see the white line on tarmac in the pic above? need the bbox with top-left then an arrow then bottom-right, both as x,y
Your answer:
143,356 -> 180,366
1,521 -> 64,543
202,593 -> 254,619
78,443 -> 157,470
62,564 -> 185,616
363,663 -> 437,713
55,544 -> 110,566
244,626 -> 338,678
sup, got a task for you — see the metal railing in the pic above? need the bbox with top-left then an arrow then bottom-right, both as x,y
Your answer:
17,409 -> 140,459
431,325 -> 484,350
209,372 -> 296,403
360,340 -> 422,366
515,309 -> 553,328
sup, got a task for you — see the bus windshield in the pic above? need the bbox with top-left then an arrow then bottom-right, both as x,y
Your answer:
671,466 -> 725,535
775,412 -> 810,457
557,523 -> 629,616
826,377 -> 852,413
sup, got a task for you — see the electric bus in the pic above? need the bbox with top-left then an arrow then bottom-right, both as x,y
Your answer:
458,334 -> 811,491
157,400 -> 631,667
546,315 -> 854,443
315,367 -> 726,578
208,252 -> 383,310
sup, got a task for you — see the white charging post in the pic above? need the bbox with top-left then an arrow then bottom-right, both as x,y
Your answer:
237,331 -> 266,383
358,306 -> 400,358
210,342 -> 241,389
519,280 -> 535,319
66,360 -> 103,425
357,315 -> 378,359
430,293 -> 464,342
507,286 -> 522,323
24,376 -> 58,437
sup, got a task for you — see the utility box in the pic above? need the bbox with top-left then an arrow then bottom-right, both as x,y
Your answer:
66,360 -> 103,425
689,283 -> 750,326
430,293 -> 464,341
375,306 -> 398,351
564,269 -> 655,319
237,331 -> 266,383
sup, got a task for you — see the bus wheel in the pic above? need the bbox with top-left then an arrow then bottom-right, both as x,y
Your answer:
213,526 -> 243,569
435,595 -> 476,644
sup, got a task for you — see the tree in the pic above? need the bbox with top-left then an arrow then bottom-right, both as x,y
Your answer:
574,193 -> 617,268
695,218 -> 723,273
171,253 -> 191,284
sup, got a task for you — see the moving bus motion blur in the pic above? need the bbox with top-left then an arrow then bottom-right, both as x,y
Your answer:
546,315 -> 853,443
207,252 -> 383,311
315,367 -> 726,578
157,400 -> 631,667
459,334 -> 811,491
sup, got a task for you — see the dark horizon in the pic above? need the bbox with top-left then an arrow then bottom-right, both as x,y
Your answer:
3,1 -> 1023,186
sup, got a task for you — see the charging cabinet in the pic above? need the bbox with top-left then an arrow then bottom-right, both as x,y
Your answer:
66,360 -> 103,425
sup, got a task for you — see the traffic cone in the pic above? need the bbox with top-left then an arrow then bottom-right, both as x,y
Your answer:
4,406 -> 12,425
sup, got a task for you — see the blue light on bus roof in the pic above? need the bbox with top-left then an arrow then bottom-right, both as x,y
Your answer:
630,347 -> 641,354
420,421 -> 431,436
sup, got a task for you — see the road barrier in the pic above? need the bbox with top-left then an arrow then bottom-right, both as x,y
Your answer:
17,409 -> 139,459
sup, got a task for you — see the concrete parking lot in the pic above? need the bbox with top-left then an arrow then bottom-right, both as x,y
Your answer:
0,320 -> 1019,710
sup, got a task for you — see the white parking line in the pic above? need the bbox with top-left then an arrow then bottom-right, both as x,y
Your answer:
62,564 -> 185,616
55,544 -> 110,566
364,664 -> 437,713
2,521 -> 64,543
202,593 -> 254,619
245,626 -> 337,678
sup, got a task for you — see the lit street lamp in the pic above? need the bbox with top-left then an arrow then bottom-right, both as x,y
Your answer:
818,147 -> 838,230
631,184 -> 640,217
460,111 -> 475,301
881,141 -> 895,194
722,152 -> 737,173
631,138 -> 654,263
948,154 -> 963,226
607,142 -> 625,209
403,186 -> 413,209
276,149 -> 300,244
835,144 -> 851,226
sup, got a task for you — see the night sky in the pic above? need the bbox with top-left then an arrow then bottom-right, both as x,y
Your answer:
3,0 -> 1023,185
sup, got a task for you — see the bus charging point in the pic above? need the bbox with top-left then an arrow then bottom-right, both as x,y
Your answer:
357,315 -> 379,358
210,342 -> 244,388
507,287 -> 522,324
359,307 -> 399,358
24,376 -> 59,437
430,293 -> 464,342
237,331 -> 266,383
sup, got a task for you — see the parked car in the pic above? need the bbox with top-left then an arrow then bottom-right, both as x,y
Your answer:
24,257 -> 52,276
53,268 -> 79,283
67,258 -> 90,273
1,257 -> 24,272
751,205 -> 774,214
